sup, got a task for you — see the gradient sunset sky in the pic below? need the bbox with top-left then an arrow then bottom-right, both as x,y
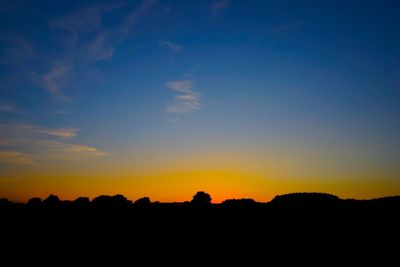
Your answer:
1,0 -> 400,202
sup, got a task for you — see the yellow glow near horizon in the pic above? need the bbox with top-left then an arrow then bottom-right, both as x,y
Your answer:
2,168 -> 400,203
1,143 -> 400,203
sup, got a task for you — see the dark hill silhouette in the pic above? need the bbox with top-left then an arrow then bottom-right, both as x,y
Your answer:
270,192 -> 341,208
365,195 -> 400,209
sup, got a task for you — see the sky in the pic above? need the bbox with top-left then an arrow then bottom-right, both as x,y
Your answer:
1,0 -> 400,202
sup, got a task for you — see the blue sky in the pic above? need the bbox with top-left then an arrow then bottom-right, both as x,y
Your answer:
1,0 -> 400,201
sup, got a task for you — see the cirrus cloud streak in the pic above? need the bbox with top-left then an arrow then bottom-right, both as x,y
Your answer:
165,80 -> 201,114
0,124 -> 106,165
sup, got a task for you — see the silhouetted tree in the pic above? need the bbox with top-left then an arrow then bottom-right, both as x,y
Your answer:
191,191 -> 212,206
74,197 -> 90,207
112,194 -> 132,207
28,197 -> 42,206
271,192 -> 340,208
43,194 -> 61,206
133,197 -> 151,207
92,195 -> 112,207
92,194 -> 131,208
222,198 -> 257,208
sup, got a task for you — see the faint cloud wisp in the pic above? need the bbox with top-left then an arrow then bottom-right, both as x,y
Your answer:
0,151 -> 33,165
88,32 -> 115,61
0,104 -> 16,113
33,62 -> 71,99
210,0 -> 231,18
165,80 -> 201,115
44,128 -> 78,138
120,0 -> 158,33
158,40 -> 182,52
34,0 -> 157,98
34,141 -> 107,161
0,124 -> 106,165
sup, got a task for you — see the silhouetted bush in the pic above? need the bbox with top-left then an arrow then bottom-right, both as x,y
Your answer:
74,197 -> 90,207
133,197 -> 151,207
191,191 -> 212,206
28,197 -> 42,206
92,194 -> 132,208
1,191 -> 400,213
222,198 -> 257,208
112,194 -> 132,207
43,194 -> 61,206
271,192 -> 340,208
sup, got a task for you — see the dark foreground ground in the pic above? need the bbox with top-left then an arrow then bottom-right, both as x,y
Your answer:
1,193 -> 399,262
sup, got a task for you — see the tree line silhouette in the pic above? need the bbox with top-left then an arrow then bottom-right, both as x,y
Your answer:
1,190 -> 399,257
1,191 -> 399,209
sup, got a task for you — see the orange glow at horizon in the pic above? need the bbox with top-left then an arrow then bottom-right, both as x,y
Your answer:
2,168 -> 400,203
1,139 -> 400,203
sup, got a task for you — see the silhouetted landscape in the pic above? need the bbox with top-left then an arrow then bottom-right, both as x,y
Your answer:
2,191 -> 400,210
2,0 -> 400,260
2,191 -> 400,229
1,191 -> 399,260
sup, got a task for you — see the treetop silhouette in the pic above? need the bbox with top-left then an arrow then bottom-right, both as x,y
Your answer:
191,191 -> 212,206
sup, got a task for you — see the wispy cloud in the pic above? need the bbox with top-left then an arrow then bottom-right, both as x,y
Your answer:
43,128 -> 78,138
0,104 -> 16,113
49,2 -> 125,62
0,124 -> 77,139
40,4 -> 123,98
0,151 -> 33,165
159,40 -> 182,52
165,80 -> 193,93
50,2 -> 125,34
34,141 -> 107,161
34,0 -> 157,98
88,32 -> 114,61
120,0 -> 158,33
33,62 -> 71,99
0,124 -> 106,164
165,79 -> 201,114
2,1 -> 158,101
210,0 -> 231,18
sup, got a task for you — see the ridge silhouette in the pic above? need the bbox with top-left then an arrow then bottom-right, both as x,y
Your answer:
1,191 -> 399,209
